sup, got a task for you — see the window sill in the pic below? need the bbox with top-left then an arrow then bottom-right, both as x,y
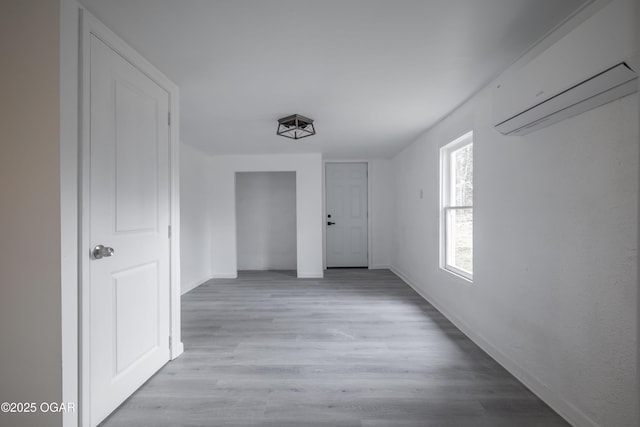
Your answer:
441,265 -> 473,283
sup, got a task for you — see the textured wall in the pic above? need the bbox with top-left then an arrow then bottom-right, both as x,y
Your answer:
391,2 -> 638,423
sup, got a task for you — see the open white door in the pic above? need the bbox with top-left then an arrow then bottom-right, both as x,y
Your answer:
88,33 -> 171,426
326,163 -> 369,267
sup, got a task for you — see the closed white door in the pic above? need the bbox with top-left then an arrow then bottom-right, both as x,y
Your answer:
326,163 -> 368,267
89,34 -> 171,426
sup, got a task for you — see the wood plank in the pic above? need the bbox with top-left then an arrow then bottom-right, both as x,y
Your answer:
100,269 -> 569,427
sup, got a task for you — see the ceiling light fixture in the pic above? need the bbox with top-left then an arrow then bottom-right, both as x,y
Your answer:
277,114 -> 316,140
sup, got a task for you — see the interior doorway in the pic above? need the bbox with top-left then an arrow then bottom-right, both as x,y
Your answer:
325,162 -> 369,268
235,172 -> 297,270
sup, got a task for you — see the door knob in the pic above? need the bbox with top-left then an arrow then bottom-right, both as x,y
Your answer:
93,244 -> 115,259
327,221 -> 335,226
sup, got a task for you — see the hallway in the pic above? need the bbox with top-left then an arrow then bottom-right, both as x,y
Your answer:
101,269 -> 568,427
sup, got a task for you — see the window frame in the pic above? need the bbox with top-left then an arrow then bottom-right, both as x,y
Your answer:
439,131 -> 474,282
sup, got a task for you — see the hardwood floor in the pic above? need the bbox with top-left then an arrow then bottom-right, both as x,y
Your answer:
100,269 -> 569,427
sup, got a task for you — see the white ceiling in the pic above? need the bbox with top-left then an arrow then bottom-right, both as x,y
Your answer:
80,0 -> 590,159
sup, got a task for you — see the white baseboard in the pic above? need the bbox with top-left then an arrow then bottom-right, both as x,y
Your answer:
369,264 -> 391,270
181,276 -> 213,295
390,265 -> 601,427
211,273 -> 238,279
297,272 -> 324,278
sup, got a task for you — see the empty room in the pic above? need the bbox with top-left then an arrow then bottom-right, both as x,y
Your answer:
1,1 -> 638,427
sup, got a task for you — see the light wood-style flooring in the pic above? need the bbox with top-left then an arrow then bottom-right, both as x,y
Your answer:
100,269 -> 569,427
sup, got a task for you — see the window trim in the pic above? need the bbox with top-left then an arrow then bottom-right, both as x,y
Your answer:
439,131 -> 473,282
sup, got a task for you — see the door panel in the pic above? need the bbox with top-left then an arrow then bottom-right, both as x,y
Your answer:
326,163 -> 368,267
89,34 -> 170,426
113,262 -> 159,374
114,79 -> 159,233
350,186 -> 363,217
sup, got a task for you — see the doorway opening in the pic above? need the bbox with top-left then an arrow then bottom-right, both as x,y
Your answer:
235,172 -> 297,271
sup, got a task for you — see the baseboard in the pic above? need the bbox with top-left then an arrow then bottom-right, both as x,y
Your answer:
390,265 -> 601,427
171,341 -> 184,359
181,276 -> 213,295
211,273 -> 238,279
297,272 -> 324,279
369,264 -> 391,270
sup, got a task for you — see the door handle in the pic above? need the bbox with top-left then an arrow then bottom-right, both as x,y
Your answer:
93,244 -> 115,260
327,221 -> 335,226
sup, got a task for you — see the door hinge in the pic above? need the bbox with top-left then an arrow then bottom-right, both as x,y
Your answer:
168,225 -> 172,239
168,112 -> 171,126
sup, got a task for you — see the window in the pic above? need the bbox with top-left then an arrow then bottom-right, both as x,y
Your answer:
440,131 -> 473,281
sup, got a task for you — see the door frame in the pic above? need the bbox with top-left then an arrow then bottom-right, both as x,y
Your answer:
322,161 -> 372,269
77,10 -> 183,426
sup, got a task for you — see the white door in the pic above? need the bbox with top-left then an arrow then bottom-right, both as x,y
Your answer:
89,34 -> 171,426
326,163 -> 368,267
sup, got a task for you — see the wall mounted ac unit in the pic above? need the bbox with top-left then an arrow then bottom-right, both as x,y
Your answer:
492,0 -> 639,136
493,62 -> 637,136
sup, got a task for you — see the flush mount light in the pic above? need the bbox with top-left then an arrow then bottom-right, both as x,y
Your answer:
277,114 -> 316,140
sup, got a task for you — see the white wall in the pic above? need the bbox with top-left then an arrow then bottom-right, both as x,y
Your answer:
180,144 -> 213,293
369,159 -> 394,269
210,153 -> 323,278
0,1 -> 63,426
236,172 -> 297,270
391,1 -> 638,426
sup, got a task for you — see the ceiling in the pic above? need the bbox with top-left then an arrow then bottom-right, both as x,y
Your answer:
80,0 -> 590,159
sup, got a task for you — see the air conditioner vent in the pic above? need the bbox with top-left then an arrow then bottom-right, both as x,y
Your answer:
494,62 -> 637,136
